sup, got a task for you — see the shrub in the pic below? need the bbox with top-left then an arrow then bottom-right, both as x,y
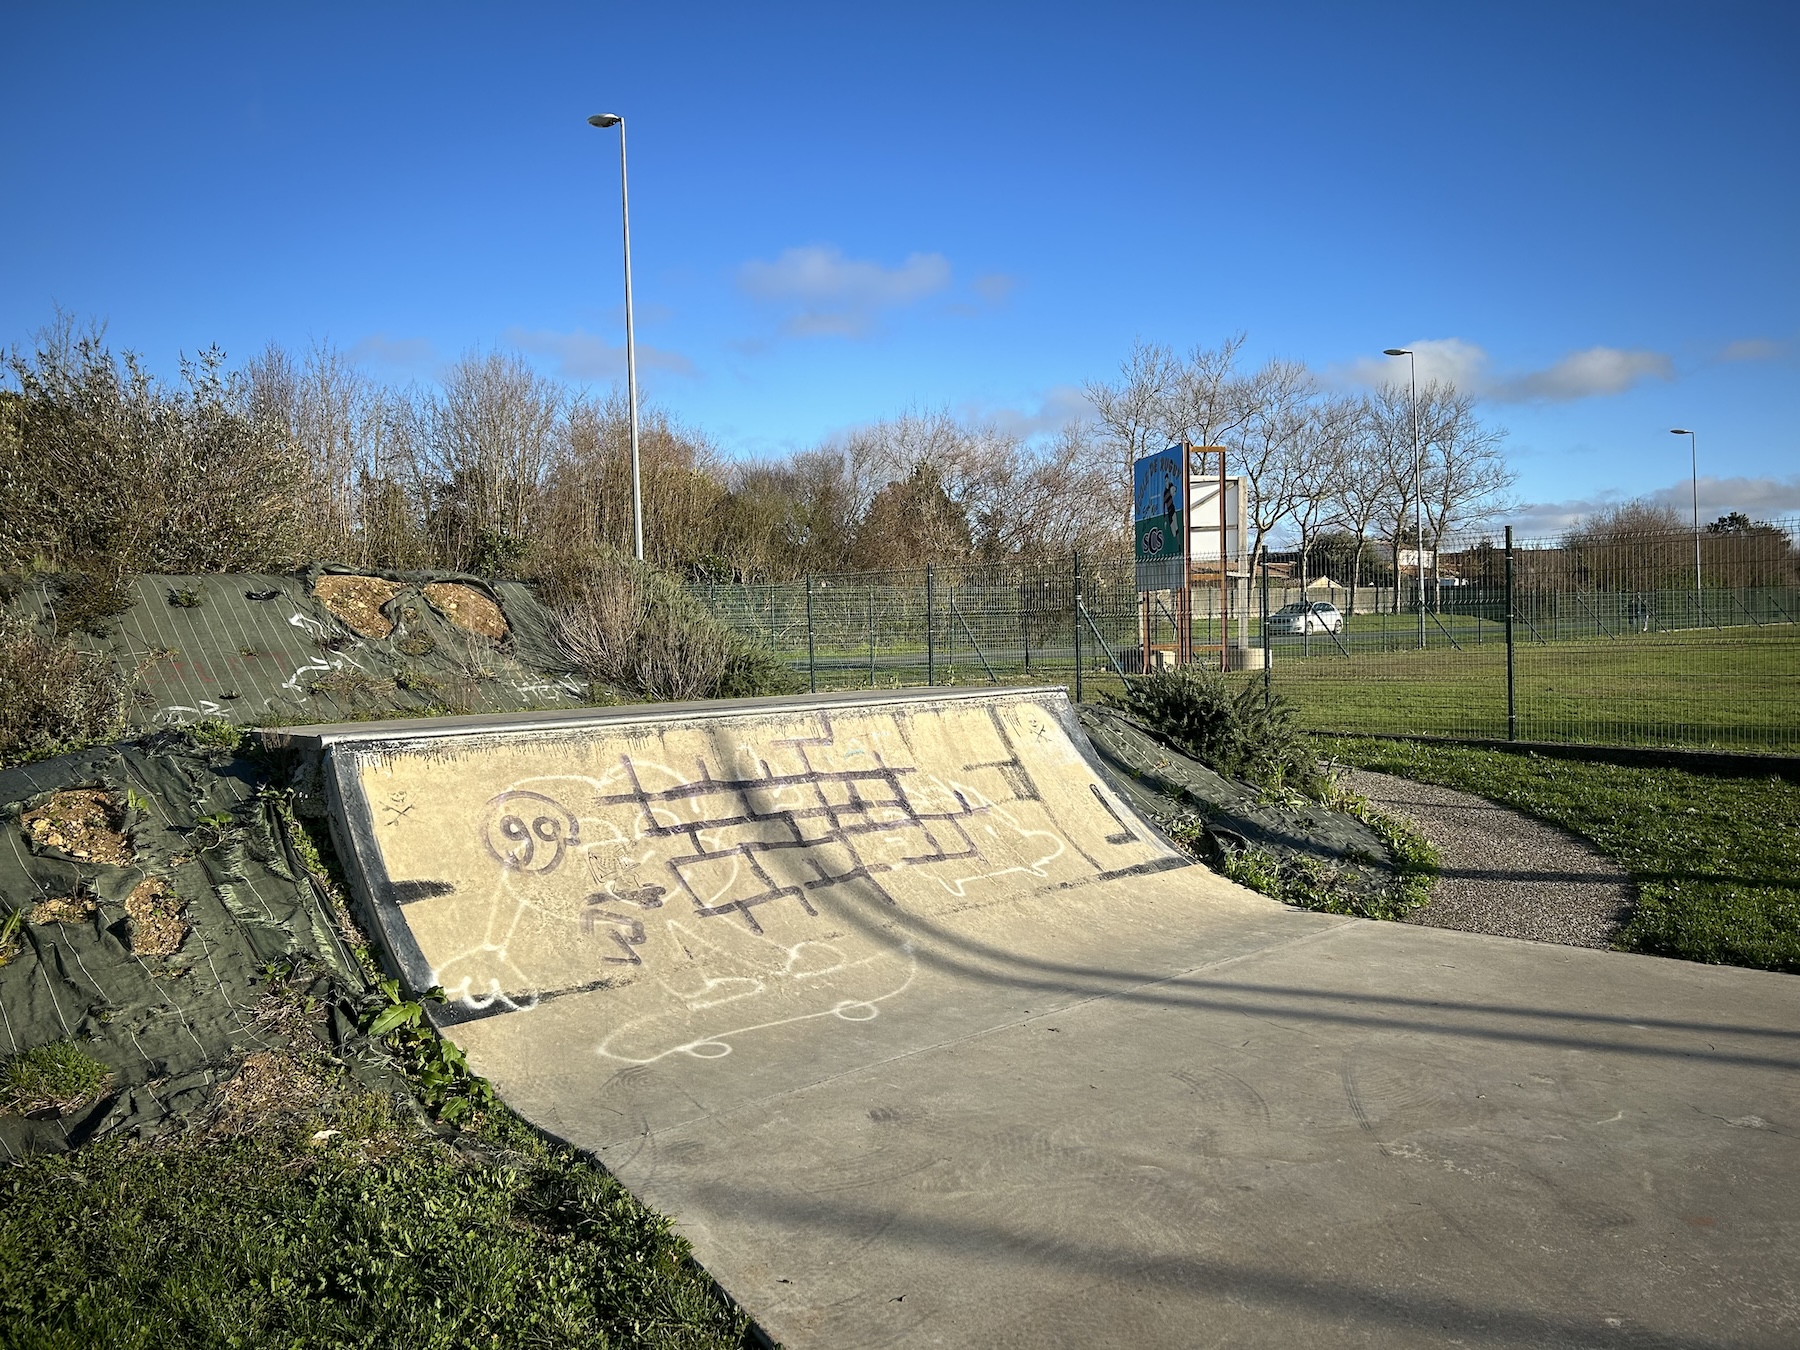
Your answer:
1103,666 -> 1325,797
546,549 -> 801,703
49,569 -> 135,636
0,614 -> 128,763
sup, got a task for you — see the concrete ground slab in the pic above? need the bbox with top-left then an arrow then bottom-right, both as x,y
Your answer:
274,690 -> 1800,1348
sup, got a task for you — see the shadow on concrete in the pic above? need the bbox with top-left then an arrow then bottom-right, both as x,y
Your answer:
805,885 -> 1800,1073
688,1178 -> 1755,1350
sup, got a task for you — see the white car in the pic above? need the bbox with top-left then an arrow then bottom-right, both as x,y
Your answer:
1266,601 -> 1344,635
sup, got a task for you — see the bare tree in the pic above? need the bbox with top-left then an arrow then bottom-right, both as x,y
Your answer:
1224,357 -> 1313,566
1164,334 -> 1253,448
1287,394 -> 1360,594
1419,386 -> 1514,584
1327,396 -> 1399,614
1085,340 -> 1179,532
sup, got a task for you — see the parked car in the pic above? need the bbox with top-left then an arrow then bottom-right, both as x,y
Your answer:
1266,601 -> 1344,635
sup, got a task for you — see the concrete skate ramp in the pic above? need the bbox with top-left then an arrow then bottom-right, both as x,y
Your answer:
273,690 -> 1800,1349
285,685 -> 1186,1044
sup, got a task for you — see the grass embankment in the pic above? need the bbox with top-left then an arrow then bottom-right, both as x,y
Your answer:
0,1100 -> 750,1350
0,763 -> 754,1350
1323,736 -> 1800,973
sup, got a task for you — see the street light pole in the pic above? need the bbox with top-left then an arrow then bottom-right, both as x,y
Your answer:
1671,428 -> 1701,609
1385,348 -> 1425,649
589,112 -> 644,562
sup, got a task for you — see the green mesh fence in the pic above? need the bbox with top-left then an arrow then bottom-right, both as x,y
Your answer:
692,520 -> 1800,754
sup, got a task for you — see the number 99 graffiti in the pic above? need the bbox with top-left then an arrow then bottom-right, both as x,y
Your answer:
482,791 -> 580,873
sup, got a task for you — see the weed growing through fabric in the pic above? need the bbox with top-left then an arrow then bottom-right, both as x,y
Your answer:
395,667 -> 445,698
185,718 -> 243,754
0,906 -> 22,968
0,614 -> 128,765
1323,737 -> 1800,971
1164,797 -> 1438,923
1,1040 -> 112,1116
167,586 -> 202,608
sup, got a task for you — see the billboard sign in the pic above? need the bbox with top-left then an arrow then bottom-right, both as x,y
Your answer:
1187,472 -> 1246,569
1133,445 -> 1186,562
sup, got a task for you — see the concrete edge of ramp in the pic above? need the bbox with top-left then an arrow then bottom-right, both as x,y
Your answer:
258,686 -> 1193,1023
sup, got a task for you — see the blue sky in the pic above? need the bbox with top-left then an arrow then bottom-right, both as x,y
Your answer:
5,2 -> 1796,537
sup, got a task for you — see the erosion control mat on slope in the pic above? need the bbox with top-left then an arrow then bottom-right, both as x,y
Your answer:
0,736 -> 379,1157
1077,704 -> 1401,902
3,567 -> 583,729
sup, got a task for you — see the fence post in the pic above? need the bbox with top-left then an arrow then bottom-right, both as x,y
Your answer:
868,585 -> 876,687
925,565 -> 936,687
1073,551 -> 1084,704
1022,578 -> 1031,673
805,574 -> 817,693
1504,526 -> 1517,742
1260,553 -> 1272,707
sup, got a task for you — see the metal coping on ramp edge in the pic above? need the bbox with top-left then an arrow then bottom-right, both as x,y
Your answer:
255,684 -> 1078,751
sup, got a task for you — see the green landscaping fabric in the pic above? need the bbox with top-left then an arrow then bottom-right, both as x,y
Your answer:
1079,704 -> 1398,897
3,570 -> 584,729
0,737 -> 372,1158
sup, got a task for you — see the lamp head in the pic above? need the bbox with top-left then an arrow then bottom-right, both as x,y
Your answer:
1670,428 -> 1693,435
588,113 -> 622,128
1383,348 -> 1411,357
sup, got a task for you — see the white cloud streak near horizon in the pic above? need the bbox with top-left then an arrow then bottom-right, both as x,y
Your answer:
1339,338 -> 1674,403
505,326 -> 696,381
738,244 -> 951,338
1506,474 -> 1800,539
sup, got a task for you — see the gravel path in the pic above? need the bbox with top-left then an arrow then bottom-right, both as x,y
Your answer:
1341,769 -> 1634,949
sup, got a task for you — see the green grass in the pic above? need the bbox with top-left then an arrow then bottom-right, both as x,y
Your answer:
1322,736 -> 1800,973
1,1041 -> 111,1116
0,1086 -> 753,1350
1257,627 -> 1800,750
742,615 -> 1799,753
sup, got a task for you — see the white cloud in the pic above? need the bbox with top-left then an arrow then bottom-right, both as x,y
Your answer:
1497,347 -> 1673,401
972,272 -> 1018,305
1339,338 -> 1674,403
505,326 -> 695,380
958,385 -> 1092,441
1507,474 -> 1800,539
348,333 -> 437,368
737,244 -> 951,338
1720,337 -> 1783,362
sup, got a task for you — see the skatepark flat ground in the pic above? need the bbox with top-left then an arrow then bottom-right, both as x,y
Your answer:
511,878 -> 1799,1349
272,690 -> 1800,1348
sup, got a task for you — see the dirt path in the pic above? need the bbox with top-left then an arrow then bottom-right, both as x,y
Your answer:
1341,769 -> 1634,949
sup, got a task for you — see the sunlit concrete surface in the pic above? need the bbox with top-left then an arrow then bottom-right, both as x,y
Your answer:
276,689 -> 1800,1349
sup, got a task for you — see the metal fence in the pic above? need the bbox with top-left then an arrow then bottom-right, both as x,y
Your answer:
691,517 -> 1800,754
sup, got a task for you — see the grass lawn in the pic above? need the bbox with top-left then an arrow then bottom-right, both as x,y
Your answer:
0,1089 -> 753,1350
763,621 -> 1799,753
1321,736 -> 1800,973
1276,627 -> 1800,750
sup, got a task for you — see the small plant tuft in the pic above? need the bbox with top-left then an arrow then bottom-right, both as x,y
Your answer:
185,717 -> 243,753
360,977 -> 496,1124
1,1040 -> 112,1116
167,585 -> 202,608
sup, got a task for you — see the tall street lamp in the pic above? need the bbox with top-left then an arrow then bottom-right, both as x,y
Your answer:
1670,428 -> 1702,610
1385,348 -> 1426,650
589,112 -> 644,562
